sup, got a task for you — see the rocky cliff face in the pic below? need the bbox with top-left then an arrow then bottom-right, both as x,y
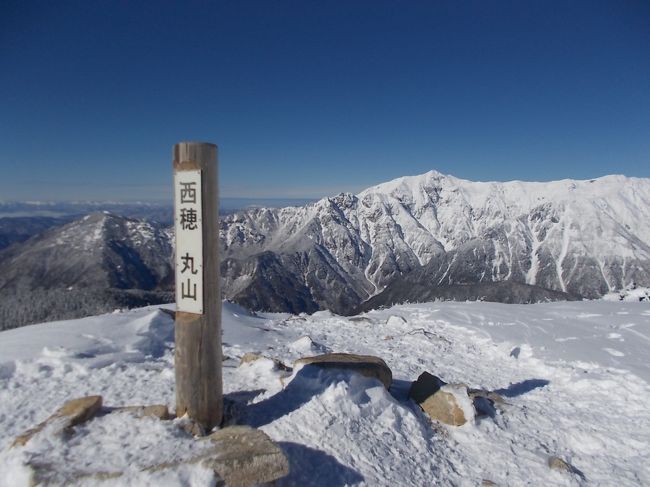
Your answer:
220,171 -> 650,313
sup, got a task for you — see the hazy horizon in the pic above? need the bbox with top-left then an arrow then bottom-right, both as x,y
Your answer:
0,169 -> 649,204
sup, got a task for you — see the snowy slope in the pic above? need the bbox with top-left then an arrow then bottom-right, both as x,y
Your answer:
1,300 -> 649,486
220,171 -> 650,313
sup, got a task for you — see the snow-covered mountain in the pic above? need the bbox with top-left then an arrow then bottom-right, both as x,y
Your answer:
0,212 -> 174,330
221,170 -> 650,313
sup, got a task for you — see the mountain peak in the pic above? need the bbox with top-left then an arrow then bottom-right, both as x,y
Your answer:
358,169 -> 448,198
0,212 -> 173,295
221,168 -> 650,313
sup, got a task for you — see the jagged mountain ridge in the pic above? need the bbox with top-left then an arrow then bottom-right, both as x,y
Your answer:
220,170 -> 650,312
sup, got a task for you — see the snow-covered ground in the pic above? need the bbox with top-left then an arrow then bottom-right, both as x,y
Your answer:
603,286 -> 650,304
1,300 -> 649,486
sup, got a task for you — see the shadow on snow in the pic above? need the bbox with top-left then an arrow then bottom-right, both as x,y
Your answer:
240,365 -> 363,428
276,441 -> 365,487
495,379 -> 550,398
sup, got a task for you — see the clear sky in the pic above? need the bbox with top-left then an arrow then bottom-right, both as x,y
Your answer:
1,0 -> 649,201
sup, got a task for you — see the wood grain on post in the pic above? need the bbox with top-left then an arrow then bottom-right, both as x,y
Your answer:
173,141 -> 222,430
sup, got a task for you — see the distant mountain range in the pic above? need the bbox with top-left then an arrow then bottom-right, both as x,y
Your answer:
2,170 -> 649,328
221,170 -> 650,313
0,201 -> 174,223
0,198 -> 314,225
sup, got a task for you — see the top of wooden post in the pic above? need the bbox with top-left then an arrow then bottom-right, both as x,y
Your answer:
173,142 -> 217,170
174,141 -> 217,149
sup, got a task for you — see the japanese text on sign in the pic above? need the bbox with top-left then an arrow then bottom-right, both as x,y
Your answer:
174,170 -> 203,314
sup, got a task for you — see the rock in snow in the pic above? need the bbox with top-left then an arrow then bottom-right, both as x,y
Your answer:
12,395 -> 103,448
239,352 -> 291,372
409,372 -> 472,426
548,455 -> 586,480
294,353 -> 393,390
206,426 -> 289,487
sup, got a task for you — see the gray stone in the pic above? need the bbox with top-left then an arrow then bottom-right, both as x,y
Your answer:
409,372 -> 470,426
422,389 -> 468,426
13,395 -> 103,447
294,353 -> 392,389
548,456 -> 572,472
142,405 -> 171,420
349,316 -> 373,324
239,352 -> 291,372
548,455 -> 585,479
205,426 -> 289,487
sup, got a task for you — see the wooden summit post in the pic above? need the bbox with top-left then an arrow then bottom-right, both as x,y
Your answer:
173,141 -> 222,429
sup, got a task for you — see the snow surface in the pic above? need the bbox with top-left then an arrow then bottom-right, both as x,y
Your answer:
603,286 -> 650,303
1,300 -> 649,486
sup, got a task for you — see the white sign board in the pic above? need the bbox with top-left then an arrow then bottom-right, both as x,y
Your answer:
174,170 -> 203,314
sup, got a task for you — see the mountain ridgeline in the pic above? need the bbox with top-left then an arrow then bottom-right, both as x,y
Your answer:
0,213 -> 173,330
220,171 -> 650,313
2,170 -> 649,328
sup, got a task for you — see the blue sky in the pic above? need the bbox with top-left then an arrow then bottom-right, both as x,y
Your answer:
1,0 -> 648,201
